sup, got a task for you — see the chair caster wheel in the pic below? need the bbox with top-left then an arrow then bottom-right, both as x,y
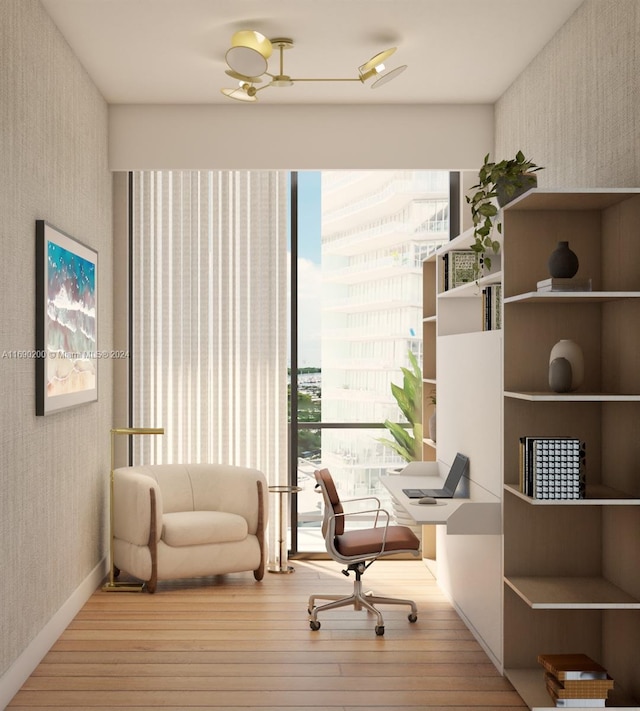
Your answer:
408,613 -> 418,623
375,625 -> 384,636
309,620 -> 321,631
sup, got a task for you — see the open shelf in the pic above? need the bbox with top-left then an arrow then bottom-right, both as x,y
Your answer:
504,576 -> 640,610
505,483 -> 639,505
502,187 -> 640,212
505,291 -> 640,305
438,270 -> 503,298
504,391 -> 640,402
505,668 -> 638,711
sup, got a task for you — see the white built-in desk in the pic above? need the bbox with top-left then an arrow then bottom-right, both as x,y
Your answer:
380,461 -> 501,535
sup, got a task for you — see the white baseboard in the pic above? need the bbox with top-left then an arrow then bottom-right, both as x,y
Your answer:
0,556 -> 107,710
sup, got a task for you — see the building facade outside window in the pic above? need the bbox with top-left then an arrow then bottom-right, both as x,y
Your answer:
293,170 -> 449,551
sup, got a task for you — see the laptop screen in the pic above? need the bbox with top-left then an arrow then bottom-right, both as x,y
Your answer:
442,453 -> 469,495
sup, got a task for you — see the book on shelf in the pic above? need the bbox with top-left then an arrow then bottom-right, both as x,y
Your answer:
482,284 -> 502,331
537,277 -> 592,292
537,653 -> 609,681
539,653 -> 613,708
518,437 -> 586,499
549,697 -> 605,708
545,672 -> 614,699
443,250 -> 477,290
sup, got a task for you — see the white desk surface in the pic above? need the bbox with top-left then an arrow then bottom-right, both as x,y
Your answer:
380,462 -> 501,534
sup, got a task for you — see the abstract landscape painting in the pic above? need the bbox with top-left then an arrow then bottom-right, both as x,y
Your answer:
35,221 -> 98,415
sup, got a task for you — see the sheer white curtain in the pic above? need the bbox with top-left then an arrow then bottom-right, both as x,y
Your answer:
130,171 -> 287,492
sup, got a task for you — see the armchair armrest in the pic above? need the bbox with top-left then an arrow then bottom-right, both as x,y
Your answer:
113,468 -> 162,545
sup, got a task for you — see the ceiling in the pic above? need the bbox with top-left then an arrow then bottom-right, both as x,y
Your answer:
41,0 -> 584,106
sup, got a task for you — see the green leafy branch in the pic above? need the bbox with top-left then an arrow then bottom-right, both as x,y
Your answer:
378,350 -> 423,463
466,151 -> 543,272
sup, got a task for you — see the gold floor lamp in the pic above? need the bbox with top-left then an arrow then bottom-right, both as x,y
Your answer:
102,427 -> 164,592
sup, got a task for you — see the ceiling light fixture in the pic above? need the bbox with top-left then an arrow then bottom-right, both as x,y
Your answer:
220,31 -> 407,102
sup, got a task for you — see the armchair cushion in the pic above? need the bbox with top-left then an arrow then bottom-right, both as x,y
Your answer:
162,511 -> 249,547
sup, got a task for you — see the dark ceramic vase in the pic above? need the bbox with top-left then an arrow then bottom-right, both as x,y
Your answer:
548,241 -> 579,278
549,357 -> 573,393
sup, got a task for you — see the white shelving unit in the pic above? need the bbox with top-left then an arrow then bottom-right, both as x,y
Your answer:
500,189 -> 640,708
424,189 -> 640,709
420,226 -> 505,672
422,257 -> 437,462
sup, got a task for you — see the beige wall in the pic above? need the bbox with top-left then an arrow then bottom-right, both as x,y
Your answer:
495,0 -> 639,188
108,103 -> 494,171
0,0 -> 112,703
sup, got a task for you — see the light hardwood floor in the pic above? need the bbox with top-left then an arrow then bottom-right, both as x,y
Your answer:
8,560 -> 527,710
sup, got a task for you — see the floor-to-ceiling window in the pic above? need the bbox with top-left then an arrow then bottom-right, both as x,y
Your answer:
290,170 -> 449,552
129,169 -> 449,557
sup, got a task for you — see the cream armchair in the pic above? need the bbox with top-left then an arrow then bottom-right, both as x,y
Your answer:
112,463 -> 268,592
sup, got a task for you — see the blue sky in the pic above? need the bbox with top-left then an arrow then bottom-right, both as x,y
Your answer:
288,171 -> 322,367
296,171 -> 321,264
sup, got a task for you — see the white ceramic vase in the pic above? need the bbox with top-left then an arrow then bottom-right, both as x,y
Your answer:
549,339 -> 584,391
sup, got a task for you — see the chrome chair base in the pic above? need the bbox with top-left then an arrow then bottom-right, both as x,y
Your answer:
308,566 -> 418,635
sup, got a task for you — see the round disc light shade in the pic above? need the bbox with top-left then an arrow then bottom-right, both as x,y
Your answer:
371,64 -> 407,89
226,30 -> 272,78
359,47 -> 397,74
220,87 -> 257,102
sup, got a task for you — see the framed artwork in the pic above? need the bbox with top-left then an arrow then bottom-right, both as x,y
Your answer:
35,220 -> 98,415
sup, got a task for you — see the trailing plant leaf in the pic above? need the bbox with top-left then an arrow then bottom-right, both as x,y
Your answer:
466,151 -> 543,273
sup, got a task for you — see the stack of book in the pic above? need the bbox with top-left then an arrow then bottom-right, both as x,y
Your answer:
538,653 -> 614,708
442,250 -> 477,290
537,277 -> 592,292
519,436 -> 586,499
481,284 -> 502,331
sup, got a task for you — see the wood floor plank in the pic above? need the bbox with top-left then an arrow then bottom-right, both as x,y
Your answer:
8,689 -> 527,707
32,661 -> 499,678
20,675 -> 517,692
41,649 -> 494,665
7,560 -> 526,709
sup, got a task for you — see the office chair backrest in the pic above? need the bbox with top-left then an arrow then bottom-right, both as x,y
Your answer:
315,469 -> 345,536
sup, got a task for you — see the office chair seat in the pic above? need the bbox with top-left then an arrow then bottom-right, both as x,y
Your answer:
335,525 -> 420,558
308,468 -> 420,636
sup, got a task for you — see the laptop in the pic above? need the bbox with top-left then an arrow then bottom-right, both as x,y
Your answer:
402,453 -> 469,499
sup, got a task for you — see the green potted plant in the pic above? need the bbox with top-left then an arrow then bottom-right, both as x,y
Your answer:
466,151 -> 544,272
378,350 -> 423,462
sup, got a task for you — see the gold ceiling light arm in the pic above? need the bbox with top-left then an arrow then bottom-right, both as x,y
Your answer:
220,31 -> 407,101
283,78 -> 363,83
102,426 -> 165,592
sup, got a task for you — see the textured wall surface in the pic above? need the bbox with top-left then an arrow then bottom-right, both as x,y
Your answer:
0,0 -> 111,683
495,0 -> 639,188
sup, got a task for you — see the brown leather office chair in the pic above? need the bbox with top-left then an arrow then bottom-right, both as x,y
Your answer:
308,468 -> 420,636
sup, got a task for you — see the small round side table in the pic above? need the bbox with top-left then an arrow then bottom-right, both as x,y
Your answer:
268,485 -> 302,574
